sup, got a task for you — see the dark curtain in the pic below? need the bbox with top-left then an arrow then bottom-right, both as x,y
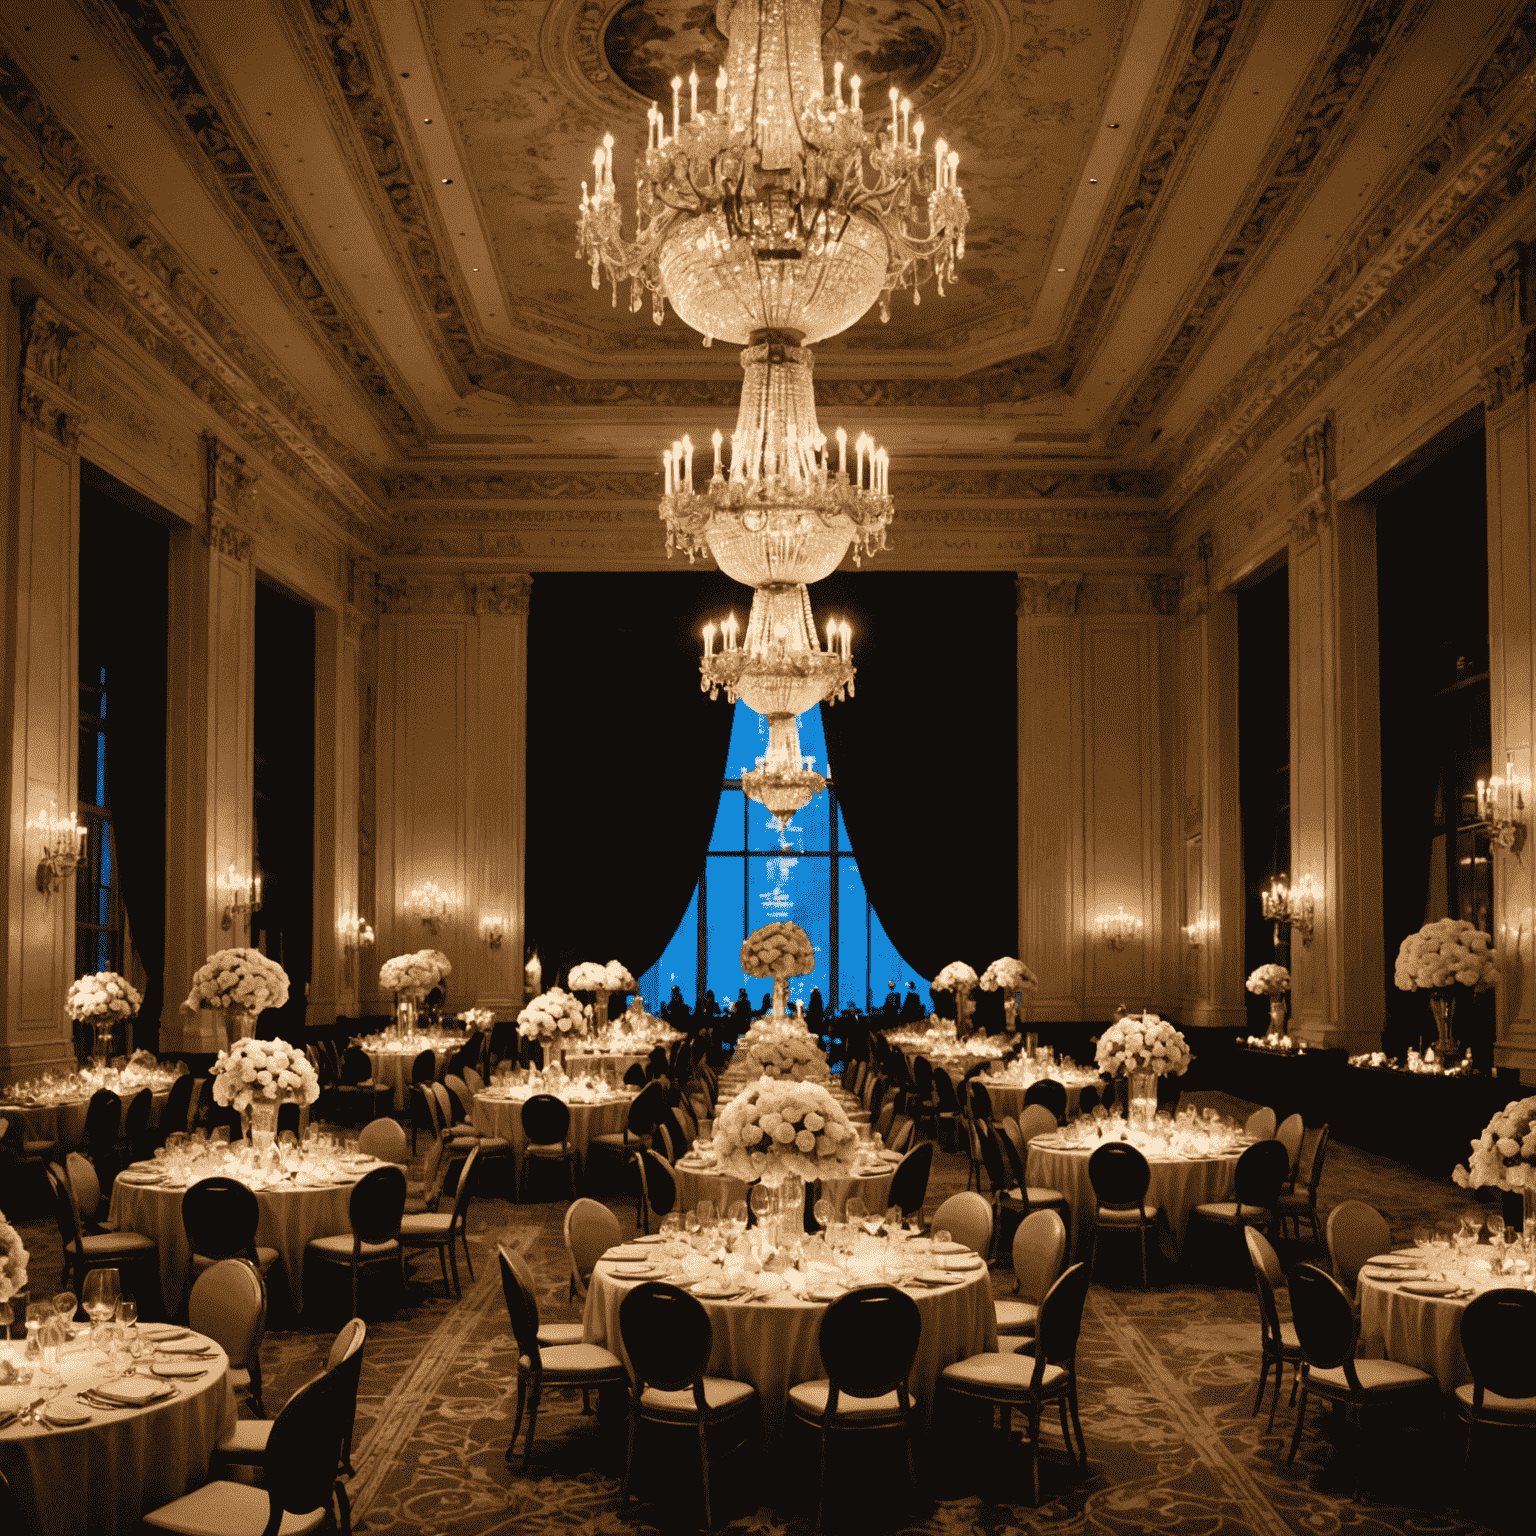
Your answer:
79,479 -> 169,1049
815,571 -> 1017,1017
526,572 -> 739,981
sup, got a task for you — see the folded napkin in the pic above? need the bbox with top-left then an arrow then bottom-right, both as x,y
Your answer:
90,1376 -> 173,1405
140,1326 -> 189,1342
154,1337 -> 214,1355
150,1361 -> 207,1378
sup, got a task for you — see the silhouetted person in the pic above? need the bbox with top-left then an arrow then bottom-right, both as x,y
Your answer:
731,988 -> 751,1036
899,983 -> 925,1023
881,983 -> 900,1017
664,986 -> 692,1031
698,989 -> 720,1022
807,987 -> 824,1030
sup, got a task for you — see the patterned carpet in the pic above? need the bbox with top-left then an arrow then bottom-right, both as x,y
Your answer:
8,1091 -> 1530,1535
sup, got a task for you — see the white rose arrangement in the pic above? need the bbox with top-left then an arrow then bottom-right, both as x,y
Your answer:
184,948 -> 290,1014
66,971 -> 142,1023
1453,1096 -> 1536,1192
712,1080 -> 860,1182
568,959 -> 637,993
379,948 -> 452,999
979,958 -> 1038,993
1095,1013 -> 1192,1078
740,922 -> 816,980
1245,964 -> 1291,996
931,961 -> 979,993
517,986 -> 591,1043
1394,920 -> 1500,993
210,1036 -> 320,1114
458,1007 -> 496,1033
745,1034 -> 830,1082
0,1209 -> 28,1304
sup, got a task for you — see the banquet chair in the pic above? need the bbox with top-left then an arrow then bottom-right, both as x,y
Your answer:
1456,1288 -> 1536,1474
517,1095 -> 579,1200
930,1068 -> 962,1150
399,1144 -> 480,1298
635,1148 -> 678,1234
997,1123 -> 1067,1220
962,1101 -> 988,1193
1077,1085 -> 1101,1116
619,1282 -> 761,1528
306,1164 -> 408,1318
788,1286 -> 922,1528
873,1097 -> 898,1145
886,1114 -> 916,1155
564,1197 -> 622,1304
623,1063 -> 647,1088
1244,1227 -> 1303,1431
404,1133 -> 451,1214
1023,1080 -> 1068,1122
940,1263 -> 1091,1505
1275,1113 -> 1305,1183
357,1117 -> 408,1168
1190,1140 -> 1290,1263
333,1046 -> 390,1124
142,1363 -> 352,1536
1285,1262 -> 1437,1494
123,1087 -> 156,1162
182,1176 -> 282,1292
1,1109 -> 56,1191
501,1244 -> 627,1470
1244,1106 -> 1278,1141
969,1080 -> 995,1124
1277,1124 -> 1331,1246
189,1256 -> 268,1416
428,1082 -> 482,1154
929,1191 -> 993,1257
980,1128 -> 1026,1258
860,1073 -> 876,1112
1325,1199 -> 1392,1299
276,1102 -> 302,1140
83,1087 -> 123,1178
996,1209 -> 1067,1341
45,1163 -> 157,1296
887,1141 -> 934,1220
1088,1142 -> 1158,1289
588,1080 -> 670,1186
462,1065 -> 485,1095
1018,1104 -> 1060,1145
65,1150 -> 116,1233
445,1073 -> 477,1121
909,1056 -> 941,1137
409,1050 -> 438,1152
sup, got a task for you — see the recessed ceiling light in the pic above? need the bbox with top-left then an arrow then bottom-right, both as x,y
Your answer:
1057,267 -> 1066,273
472,267 -> 480,272
442,178 -> 453,184
1108,122 -> 1118,128
1088,178 -> 1097,183
423,118 -> 432,124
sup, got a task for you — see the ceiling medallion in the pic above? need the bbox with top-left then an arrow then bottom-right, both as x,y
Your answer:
575,0 -> 971,826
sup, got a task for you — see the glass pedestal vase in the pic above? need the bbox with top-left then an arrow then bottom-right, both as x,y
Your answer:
242,1098 -> 280,1154
1269,996 -> 1288,1037
1427,992 -> 1458,1057
91,1018 -> 116,1068
393,995 -> 418,1046
224,1004 -> 258,1044
762,1169 -> 805,1250
1128,1070 -> 1157,1131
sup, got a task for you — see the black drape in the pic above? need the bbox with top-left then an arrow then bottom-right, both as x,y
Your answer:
814,571 -> 1018,1001
80,478 -> 169,1049
526,572 -> 739,981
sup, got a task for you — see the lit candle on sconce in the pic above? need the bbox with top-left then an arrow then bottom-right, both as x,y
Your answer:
1096,906 -> 1142,951
525,949 -> 542,1002
480,912 -> 506,950
703,622 -> 716,659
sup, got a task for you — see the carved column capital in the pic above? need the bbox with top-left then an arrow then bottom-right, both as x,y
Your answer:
1474,244 -> 1535,411
207,513 -> 252,561
1283,414 -> 1333,503
1016,572 -> 1083,617
204,432 -> 258,556
1145,574 -> 1182,616
16,292 -> 93,450
466,574 -> 532,616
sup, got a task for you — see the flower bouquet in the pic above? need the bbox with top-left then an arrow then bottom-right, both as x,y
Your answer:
67,970 -> 143,1062
185,948 -> 290,1027
932,960 -> 979,1034
1453,1098 -> 1536,1230
568,959 -> 636,1034
0,1209 -> 28,1305
741,922 -> 816,1021
379,949 -> 452,1000
458,1007 -> 496,1033
712,1079 -> 859,1183
1095,1014 -> 1191,1078
745,1033 -> 830,1083
211,1034 -> 319,1146
1394,919 -> 1499,1056
979,957 -> 1038,1030
1246,963 -> 1292,1035
517,987 -> 590,1047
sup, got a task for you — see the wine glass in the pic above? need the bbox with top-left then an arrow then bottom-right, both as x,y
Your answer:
82,1268 -> 121,1343
53,1291 -> 79,1339
726,1200 -> 748,1239
748,1185 -> 773,1230
117,1296 -> 137,1327
813,1197 -> 835,1231
1486,1213 -> 1505,1255
696,1200 -> 716,1230
844,1196 -> 867,1227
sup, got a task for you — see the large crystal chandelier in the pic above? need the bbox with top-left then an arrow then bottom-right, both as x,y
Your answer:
577,0 -> 969,827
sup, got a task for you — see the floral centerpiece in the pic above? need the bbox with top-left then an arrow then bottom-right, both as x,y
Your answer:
184,949 -> 290,1049
517,987 -> 591,1056
1394,919 -> 1499,1057
713,1079 -> 859,1184
211,1035 -> 319,1147
1246,963 -> 1291,1036
740,922 -> 815,1022
1096,1013 -> 1191,1129
1454,1096 -> 1536,1226
379,948 -> 452,1039
0,1208 -> 28,1305
569,959 -> 636,1034
66,970 -> 142,1063
979,957 -> 1038,1030
458,1007 -> 495,1033
932,960 -> 979,1034
745,1032 -> 830,1082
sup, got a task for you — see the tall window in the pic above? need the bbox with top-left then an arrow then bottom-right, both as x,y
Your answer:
640,703 -> 920,1013
76,663 -> 122,976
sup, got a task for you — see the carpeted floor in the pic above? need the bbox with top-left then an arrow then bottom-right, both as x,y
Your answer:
8,1091 -> 1530,1535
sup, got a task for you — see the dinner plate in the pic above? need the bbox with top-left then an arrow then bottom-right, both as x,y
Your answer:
690,1282 -> 740,1299
1363,1268 -> 1427,1282
931,1241 -> 970,1255
604,1246 -> 651,1262
633,1234 -> 666,1245
1399,1281 -> 1460,1296
1365,1255 -> 1418,1267
153,1337 -> 214,1355
609,1263 -> 655,1277
140,1326 -> 189,1341
150,1361 -> 207,1378
877,1151 -> 904,1164
43,1404 -> 92,1426
805,1286 -> 847,1302
914,1270 -> 959,1287
943,1255 -> 986,1270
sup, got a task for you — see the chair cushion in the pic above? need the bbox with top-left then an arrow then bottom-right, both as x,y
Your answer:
590,1131 -> 649,1148
787,1379 -> 907,1420
993,1298 -> 1039,1333
307,1234 -> 400,1257
215,1419 -> 273,1458
1193,1202 -> 1271,1223
399,1213 -> 454,1236
80,1231 -> 156,1253
537,1321 -> 586,1347
193,1247 -> 280,1273
941,1353 -> 1066,1396
1095,1205 -> 1159,1224
1025,1187 -> 1066,1206
997,1336 -> 1035,1356
1454,1382 -> 1536,1417
230,1369 -> 252,1392
1275,1192 -> 1314,1212
526,1142 -> 573,1157
23,1140 -> 56,1156
523,1342 -> 625,1378
143,1478 -> 326,1534
1308,1359 -> 1435,1393
641,1376 -> 757,1417
402,1196 -> 432,1215
475,1137 -> 512,1153
1278,1321 -> 1299,1351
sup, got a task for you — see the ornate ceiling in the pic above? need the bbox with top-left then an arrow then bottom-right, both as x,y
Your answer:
0,1 -> 1530,563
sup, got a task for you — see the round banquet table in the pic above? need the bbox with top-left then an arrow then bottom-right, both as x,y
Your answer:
0,1089 -> 174,1153
473,1090 -> 633,1184
1027,1137 -> 1242,1260
364,1045 -> 456,1111
0,1330 -> 236,1536
109,1172 -> 359,1314
561,1051 -> 651,1081
967,1077 -> 1087,1121
584,1251 -> 997,1437
671,1160 -> 898,1220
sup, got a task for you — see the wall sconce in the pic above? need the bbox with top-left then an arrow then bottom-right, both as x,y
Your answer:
481,912 -> 506,950
1261,874 -> 1316,945
1476,758 -> 1526,852
525,949 -> 542,998
29,802 -> 87,893
220,862 -> 263,932
1096,906 -> 1142,951
407,880 -> 452,935
1184,913 -> 1212,949
339,912 -> 375,954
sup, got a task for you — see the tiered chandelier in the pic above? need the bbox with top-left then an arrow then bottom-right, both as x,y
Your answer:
577,0 -> 969,825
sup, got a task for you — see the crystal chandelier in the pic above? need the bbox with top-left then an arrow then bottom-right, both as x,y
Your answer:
576,0 -> 970,827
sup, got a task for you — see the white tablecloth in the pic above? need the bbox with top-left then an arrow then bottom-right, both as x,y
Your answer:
672,1163 -> 897,1221
562,1052 -> 651,1080
473,1092 -> 634,1184
365,1046 -> 455,1111
968,1078 -> 1087,1121
109,1175 -> 358,1313
0,1090 -> 174,1153
584,1253 -> 997,1436
0,1332 -> 236,1536
1027,1140 -> 1241,1259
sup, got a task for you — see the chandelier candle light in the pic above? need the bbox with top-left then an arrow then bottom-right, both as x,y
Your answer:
1476,756 -> 1526,851
1260,875 -> 1315,944
28,802 -> 88,893
1096,906 -> 1142,951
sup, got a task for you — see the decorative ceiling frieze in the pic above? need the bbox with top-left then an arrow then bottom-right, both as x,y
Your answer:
89,0 -> 427,441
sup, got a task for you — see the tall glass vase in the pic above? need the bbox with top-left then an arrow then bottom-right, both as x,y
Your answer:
1128,1070 -> 1157,1131
242,1097 -> 280,1152
1427,992 -> 1458,1057
1268,995 -> 1288,1037
90,1017 -> 116,1067
224,1004 -> 258,1044
393,994 -> 418,1046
